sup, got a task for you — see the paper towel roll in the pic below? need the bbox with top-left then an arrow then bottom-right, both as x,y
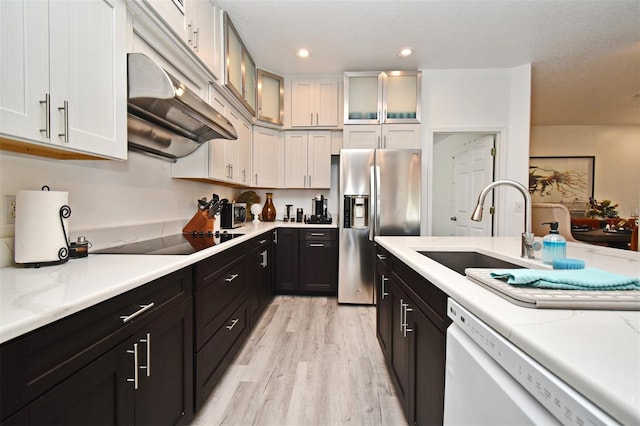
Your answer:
15,189 -> 70,265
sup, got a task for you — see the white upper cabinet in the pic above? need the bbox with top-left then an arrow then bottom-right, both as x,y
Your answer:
1,0 -> 127,160
343,124 -> 421,149
344,71 -> 421,125
186,0 -> 222,80
144,0 -> 187,39
290,78 -> 340,127
283,131 -> 331,188
252,126 -> 281,188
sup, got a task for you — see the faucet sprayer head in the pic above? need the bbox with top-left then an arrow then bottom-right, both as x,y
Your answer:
471,203 -> 484,221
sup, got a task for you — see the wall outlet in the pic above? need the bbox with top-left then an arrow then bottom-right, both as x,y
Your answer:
4,195 -> 16,225
514,201 -> 523,213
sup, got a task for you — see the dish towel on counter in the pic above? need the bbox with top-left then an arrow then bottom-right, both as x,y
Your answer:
490,268 -> 640,291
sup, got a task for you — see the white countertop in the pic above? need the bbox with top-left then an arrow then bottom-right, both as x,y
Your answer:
0,221 -> 336,344
374,236 -> 640,425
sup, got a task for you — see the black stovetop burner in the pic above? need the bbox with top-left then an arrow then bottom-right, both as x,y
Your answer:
93,231 -> 244,255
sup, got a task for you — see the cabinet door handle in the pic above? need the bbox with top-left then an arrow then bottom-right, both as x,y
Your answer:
316,112 -> 319,125
376,253 -> 387,260
403,303 -> 413,337
400,299 -> 405,333
273,231 -> 278,244
39,93 -> 50,138
120,303 -> 155,323
194,28 -> 199,51
304,175 -> 306,187
127,343 -> 139,389
308,175 -> 312,187
260,249 -> 268,268
58,100 -> 69,143
226,318 -> 239,330
225,273 -> 239,282
255,173 -> 258,185
139,333 -> 151,377
383,135 -> 387,148
381,275 -> 389,299
242,169 -> 246,182
310,112 -> 313,126
377,135 -> 381,149
187,23 -> 193,45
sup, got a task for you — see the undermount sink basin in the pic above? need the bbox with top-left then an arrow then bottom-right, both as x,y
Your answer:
419,251 -> 523,275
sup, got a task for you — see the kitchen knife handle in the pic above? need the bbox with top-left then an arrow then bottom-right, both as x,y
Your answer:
58,100 -> 69,143
39,93 -> 50,138
120,303 -> 155,323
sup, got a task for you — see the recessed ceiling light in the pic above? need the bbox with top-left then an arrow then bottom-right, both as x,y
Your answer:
398,47 -> 413,57
296,48 -> 310,58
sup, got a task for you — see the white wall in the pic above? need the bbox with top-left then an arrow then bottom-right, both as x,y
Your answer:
0,151 -> 239,240
422,64 -> 532,237
530,125 -> 640,217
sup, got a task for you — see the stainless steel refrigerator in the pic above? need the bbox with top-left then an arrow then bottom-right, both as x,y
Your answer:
338,149 -> 421,304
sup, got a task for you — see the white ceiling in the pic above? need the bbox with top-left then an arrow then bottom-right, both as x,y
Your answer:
217,0 -> 640,126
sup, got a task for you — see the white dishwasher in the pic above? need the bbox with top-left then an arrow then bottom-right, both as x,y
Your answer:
443,298 -> 617,426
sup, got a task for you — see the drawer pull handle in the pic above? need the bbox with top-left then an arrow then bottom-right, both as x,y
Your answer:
310,233 -> 325,236
120,303 -> 155,323
226,319 -> 239,330
310,243 -> 324,247
127,343 -> 139,389
139,333 -> 151,377
376,254 -> 387,260
225,273 -> 239,282
258,239 -> 267,244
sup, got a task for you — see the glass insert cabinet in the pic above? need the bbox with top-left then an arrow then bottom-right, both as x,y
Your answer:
344,71 -> 421,124
224,13 -> 256,115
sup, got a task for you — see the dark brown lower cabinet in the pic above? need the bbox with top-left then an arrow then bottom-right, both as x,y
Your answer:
1,269 -> 194,426
274,228 -> 337,295
377,250 -> 450,426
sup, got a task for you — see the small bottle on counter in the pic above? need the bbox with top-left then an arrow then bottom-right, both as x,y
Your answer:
541,221 -> 566,265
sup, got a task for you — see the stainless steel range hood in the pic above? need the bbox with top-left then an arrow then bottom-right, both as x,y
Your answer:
127,53 -> 237,162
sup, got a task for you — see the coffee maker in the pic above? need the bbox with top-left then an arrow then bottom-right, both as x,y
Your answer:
306,194 -> 332,224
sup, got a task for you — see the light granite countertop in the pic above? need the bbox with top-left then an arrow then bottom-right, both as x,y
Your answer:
374,236 -> 640,425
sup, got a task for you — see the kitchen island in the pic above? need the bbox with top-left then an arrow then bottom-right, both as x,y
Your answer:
375,236 -> 640,425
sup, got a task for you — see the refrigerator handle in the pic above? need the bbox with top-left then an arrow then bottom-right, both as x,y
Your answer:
369,165 -> 376,241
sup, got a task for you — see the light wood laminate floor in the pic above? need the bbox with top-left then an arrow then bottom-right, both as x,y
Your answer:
192,296 -> 407,426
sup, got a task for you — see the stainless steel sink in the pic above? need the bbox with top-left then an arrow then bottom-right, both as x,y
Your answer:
418,251 -> 523,275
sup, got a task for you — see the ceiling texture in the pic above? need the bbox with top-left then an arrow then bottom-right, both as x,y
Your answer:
217,0 -> 640,126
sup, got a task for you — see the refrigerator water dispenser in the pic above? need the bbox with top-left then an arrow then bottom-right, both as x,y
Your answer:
343,195 -> 369,228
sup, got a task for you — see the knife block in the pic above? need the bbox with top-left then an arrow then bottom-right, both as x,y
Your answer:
182,210 -> 215,234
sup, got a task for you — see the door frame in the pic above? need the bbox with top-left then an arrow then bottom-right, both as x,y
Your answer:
424,127 -> 508,236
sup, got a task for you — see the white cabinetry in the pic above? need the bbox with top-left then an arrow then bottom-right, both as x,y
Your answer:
0,0 -> 127,159
344,71 -> 421,125
144,0 -> 186,39
290,78 -> 340,127
284,131 -> 331,188
252,127 -> 282,188
343,124 -> 421,149
172,86 -> 251,185
186,0 -> 222,79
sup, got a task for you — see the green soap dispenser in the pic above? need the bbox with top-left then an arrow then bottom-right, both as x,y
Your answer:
542,221 -> 566,264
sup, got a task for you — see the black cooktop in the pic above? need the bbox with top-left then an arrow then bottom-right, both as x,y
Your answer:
93,231 -> 244,255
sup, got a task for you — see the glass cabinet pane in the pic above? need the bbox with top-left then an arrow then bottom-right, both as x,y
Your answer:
385,73 -> 418,120
257,69 -> 284,125
244,52 -> 256,114
344,72 -> 381,124
225,19 -> 243,100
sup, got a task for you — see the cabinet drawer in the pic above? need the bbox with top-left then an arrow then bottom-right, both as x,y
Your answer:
195,299 -> 249,410
301,240 -> 334,249
194,244 -> 246,290
0,267 -> 191,421
300,229 -> 336,241
194,263 -> 247,350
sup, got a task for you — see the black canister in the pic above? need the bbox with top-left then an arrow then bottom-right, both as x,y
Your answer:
296,208 -> 303,223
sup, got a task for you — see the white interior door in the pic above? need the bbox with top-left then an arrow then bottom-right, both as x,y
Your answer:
452,135 -> 495,236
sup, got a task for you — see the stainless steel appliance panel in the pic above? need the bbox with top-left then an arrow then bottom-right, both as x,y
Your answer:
338,148 -> 421,304
375,149 -> 421,236
338,227 -> 374,304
